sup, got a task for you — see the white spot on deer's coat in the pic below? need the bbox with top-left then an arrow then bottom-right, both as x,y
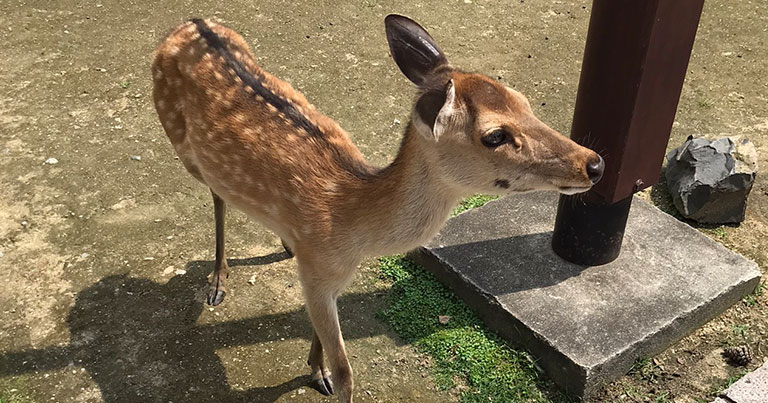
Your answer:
168,46 -> 181,56
323,181 -> 338,192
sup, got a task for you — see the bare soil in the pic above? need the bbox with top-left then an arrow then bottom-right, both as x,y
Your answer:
0,1 -> 766,402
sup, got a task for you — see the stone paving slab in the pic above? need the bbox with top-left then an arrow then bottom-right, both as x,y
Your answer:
410,192 -> 761,397
717,360 -> 768,403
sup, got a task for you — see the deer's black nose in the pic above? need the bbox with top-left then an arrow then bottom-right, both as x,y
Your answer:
587,155 -> 604,184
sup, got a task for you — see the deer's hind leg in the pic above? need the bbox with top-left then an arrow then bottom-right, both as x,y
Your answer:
207,191 -> 230,306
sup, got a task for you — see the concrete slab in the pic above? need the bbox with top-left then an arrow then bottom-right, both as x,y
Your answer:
719,360 -> 768,403
410,192 -> 761,398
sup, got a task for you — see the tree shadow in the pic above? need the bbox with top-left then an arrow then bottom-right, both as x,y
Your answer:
0,252 -> 390,402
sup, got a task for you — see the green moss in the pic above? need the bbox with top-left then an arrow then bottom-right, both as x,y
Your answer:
377,255 -> 567,402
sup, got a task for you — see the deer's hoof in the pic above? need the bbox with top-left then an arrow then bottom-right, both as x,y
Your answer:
207,289 -> 226,306
281,239 -> 294,258
309,377 -> 334,396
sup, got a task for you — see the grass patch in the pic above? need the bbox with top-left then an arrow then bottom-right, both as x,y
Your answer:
376,194 -> 567,401
0,377 -> 34,403
377,255 -> 566,402
452,194 -> 498,216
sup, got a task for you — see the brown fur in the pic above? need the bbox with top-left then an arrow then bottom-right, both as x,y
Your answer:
152,18 -> 601,402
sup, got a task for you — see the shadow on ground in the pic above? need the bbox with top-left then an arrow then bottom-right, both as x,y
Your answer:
0,252 -> 390,402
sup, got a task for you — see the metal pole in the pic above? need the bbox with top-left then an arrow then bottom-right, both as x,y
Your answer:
551,0 -> 705,266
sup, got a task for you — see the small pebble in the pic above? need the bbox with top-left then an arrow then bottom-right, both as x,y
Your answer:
130,155 -> 142,161
143,257 -> 154,261
44,157 -> 59,165
20,220 -> 29,227
175,269 -> 187,276
163,266 -> 175,275
393,118 -> 401,125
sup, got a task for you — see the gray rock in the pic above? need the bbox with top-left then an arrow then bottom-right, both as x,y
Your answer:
665,135 -> 758,224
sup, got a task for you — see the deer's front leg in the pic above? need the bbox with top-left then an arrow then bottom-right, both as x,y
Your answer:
307,330 -> 334,395
302,281 -> 354,403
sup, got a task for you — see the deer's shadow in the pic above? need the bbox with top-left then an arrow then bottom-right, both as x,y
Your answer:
3,252 -> 387,402
67,252 -> 309,402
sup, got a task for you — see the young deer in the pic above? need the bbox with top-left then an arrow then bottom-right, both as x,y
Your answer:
152,15 -> 603,402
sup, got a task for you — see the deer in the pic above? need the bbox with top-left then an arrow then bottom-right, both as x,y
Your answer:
151,14 -> 604,402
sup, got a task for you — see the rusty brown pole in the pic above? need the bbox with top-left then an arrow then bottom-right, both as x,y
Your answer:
551,0 -> 706,265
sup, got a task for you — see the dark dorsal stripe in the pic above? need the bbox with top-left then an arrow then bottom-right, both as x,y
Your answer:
189,19 -> 375,180
191,19 -> 320,135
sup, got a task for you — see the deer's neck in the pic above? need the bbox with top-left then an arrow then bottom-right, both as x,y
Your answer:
346,123 -> 463,256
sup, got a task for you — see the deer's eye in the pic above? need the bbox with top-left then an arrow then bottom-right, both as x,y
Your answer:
481,130 -> 507,148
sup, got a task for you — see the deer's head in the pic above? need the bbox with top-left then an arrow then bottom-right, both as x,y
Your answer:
385,14 -> 603,195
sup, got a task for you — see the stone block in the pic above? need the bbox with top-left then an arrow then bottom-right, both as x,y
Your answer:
411,192 -> 761,397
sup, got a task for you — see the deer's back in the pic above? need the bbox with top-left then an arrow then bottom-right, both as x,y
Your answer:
151,19 -> 375,245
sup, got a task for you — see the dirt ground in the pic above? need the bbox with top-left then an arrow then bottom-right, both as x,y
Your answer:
0,0 -> 766,402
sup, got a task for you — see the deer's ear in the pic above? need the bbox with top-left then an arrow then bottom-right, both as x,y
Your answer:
413,80 -> 456,141
385,14 -> 448,86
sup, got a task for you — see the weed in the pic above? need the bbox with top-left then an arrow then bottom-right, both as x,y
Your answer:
731,324 -> 749,341
653,390 -> 671,403
119,80 -> 131,89
707,370 -> 749,397
709,226 -> 728,239
629,357 -> 664,383
697,98 -> 714,108
742,281 -> 764,307
452,194 -> 498,216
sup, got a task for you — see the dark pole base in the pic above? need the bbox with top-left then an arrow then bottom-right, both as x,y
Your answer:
551,194 -> 633,266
